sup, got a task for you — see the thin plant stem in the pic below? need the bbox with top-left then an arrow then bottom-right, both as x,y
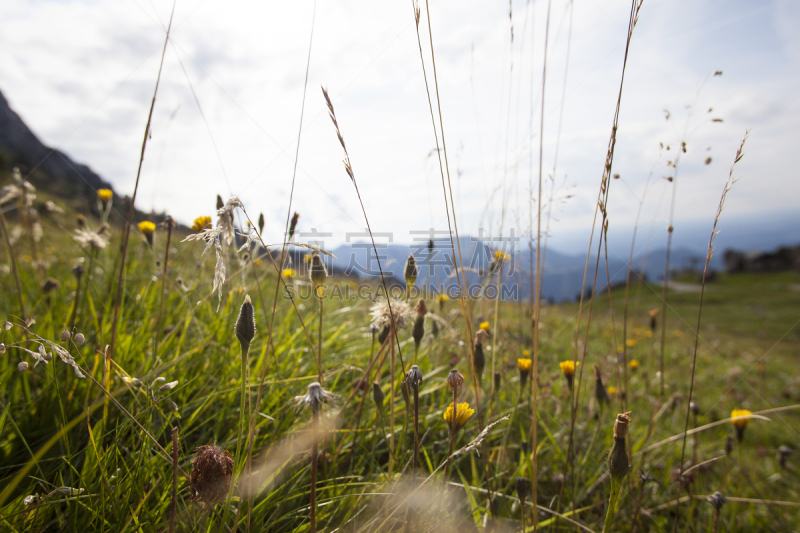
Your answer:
109,2 -> 176,361
602,480 -> 621,533
0,208 -> 25,320
310,409 -> 319,533
170,426 -> 178,533
444,387 -> 458,478
154,218 -> 173,360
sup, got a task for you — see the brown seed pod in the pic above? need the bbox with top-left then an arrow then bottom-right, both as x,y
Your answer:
191,445 -> 234,506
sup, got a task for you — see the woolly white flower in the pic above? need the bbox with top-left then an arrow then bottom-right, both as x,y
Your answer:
370,300 -> 413,330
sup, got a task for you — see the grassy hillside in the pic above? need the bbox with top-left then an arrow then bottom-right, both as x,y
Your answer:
1,182 -> 799,532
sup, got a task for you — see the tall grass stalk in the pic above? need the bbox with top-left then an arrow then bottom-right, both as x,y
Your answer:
672,131 -> 748,532
109,2 -> 175,360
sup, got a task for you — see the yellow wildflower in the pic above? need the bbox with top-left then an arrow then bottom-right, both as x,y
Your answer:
443,402 -> 474,430
191,216 -> 212,232
480,321 -> 491,333
282,269 -> 296,278
97,189 -> 113,202
608,386 -> 617,395
629,359 -> 639,370
138,220 -> 156,246
559,360 -> 579,388
559,360 -> 578,376
731,408 -> 752,441
673,330 -> 683,338
522,350 -> 531,357
517,358 -> 532,372
625,338 -> 638,348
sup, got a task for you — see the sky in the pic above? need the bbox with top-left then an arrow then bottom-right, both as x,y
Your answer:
1,0 -> 799,258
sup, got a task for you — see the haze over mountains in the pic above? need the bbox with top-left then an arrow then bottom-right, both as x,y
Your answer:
2,86 -> 799,302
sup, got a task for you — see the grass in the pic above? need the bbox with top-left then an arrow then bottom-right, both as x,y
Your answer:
0,181 -> 798,532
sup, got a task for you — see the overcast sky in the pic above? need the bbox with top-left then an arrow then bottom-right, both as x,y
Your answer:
2,0 -> 798,257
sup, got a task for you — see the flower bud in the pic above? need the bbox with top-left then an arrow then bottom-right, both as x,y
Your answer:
60,330 -> 71,343
447,369 -> 465,391
309,253 -> 327,289
75,333 -> 85,345
372,382 -> 385,412
404,254 -> 418,290
516,477 -> 532,501
18,361 -> 28,372
608,412 -> 632,483
235,295 -> 256,348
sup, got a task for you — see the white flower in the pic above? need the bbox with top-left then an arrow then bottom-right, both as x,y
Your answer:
370,300 -> 413,330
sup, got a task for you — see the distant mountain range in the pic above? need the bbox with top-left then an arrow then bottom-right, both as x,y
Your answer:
322,237 -> 720,303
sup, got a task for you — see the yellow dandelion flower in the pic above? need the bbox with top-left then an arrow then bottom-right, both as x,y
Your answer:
629,359 -> 639,370
97,189 -> 113,202
730,409 -> 752,430
479,321 -> 490,332
443,402 -> 474,430
494,250 -> 511,262
191,216 -> 212,232
607,386 -> 617,395
731,408 -> 752,441
282,268 -> 296,278
522,350 -> 531,357
517,358 -> 532,372
138,221 -> 156,235
437,294 -> 449,302
138,220 -> 156,246
559,360 -> 578,376
625,338 -> 638,348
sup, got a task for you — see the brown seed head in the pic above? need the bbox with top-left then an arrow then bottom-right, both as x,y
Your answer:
447,369 -> 465,391
191,445 -> 234,506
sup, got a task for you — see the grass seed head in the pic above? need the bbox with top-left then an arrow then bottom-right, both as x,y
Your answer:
289,212 -> 299,240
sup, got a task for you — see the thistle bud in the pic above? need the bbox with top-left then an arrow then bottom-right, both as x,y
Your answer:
289,212 -> 299,241
372,382 -> 385,412
516,477 -> 532,501
378,324 -> 391,345
447,369 -> 465,391
594,365 -> 610,406
608,412 -> 632,483
472,342 -> 485,382
309,253 -> 327,290
412,299 -> 427,349
258,212 -> 265,235
405,365 -> 424,389
404,254 -> 418,290
778,445 -> 792,468
235,295 -> 256,348
191,445 -> 234,506
71,263 -> 85,280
